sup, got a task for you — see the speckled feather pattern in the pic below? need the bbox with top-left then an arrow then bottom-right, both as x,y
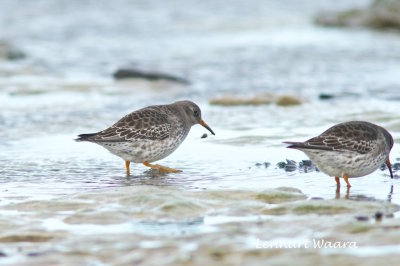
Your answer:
81,103 -> 191,163
285,121 -> 393,178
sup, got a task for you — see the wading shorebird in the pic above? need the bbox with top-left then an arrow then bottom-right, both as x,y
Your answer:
76,100 -> 215,175
284,121 -> 394,187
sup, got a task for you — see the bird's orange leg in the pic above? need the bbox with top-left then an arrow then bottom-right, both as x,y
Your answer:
143,161 -> 181,173
125,160 -> 131,176
343,174 -> 351,188
335,176 -> 340,186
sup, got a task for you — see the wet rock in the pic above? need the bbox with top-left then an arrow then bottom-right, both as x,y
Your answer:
0,235 -> 53,243
277,161 -> 286,169
315,0 -> 400,31
256,187 -> 307,203
276,95 -> 302,106
292,202 -> 351,215
300,160 -> 313,167
0,41 -> 26,60
298,160 -> 318,173
319,93 -> 334,100
284,159 -> 297,172
255,162 -> 271,168
113,68 -> 190,84
375,211 -> 383,222
209,93 -> 302,106
27,252 -> 44,257
263,162 -> 271,168
392,163 -> 400,170
355,215 -> 369,221
209,94 -> 274,106
310,197 -> 323,200
201,133 -> 208,139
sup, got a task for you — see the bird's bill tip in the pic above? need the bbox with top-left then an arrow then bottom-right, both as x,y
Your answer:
200,119 -> 215,135
386,158 -> 394,179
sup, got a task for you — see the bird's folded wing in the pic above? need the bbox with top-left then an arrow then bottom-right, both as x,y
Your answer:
88,109 -> 171,142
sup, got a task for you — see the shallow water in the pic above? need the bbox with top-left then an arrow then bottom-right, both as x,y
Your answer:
1,0 -> 400,265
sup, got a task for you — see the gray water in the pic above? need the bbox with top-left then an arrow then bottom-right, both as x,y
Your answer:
1,0 -> 400,265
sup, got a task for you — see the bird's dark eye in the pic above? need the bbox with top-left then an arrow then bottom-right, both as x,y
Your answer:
194,110 -> 199,117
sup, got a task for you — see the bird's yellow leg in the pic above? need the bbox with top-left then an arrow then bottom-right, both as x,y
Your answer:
335,176 -> 340,186
343,174 -> 351,188
125,160 -> 131,176
143,161 -> 181,173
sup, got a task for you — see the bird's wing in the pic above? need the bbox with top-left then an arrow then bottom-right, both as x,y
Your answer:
302,123 -> 378,154
88,108 -> 171,142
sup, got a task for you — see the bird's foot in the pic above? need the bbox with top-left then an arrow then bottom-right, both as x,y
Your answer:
343,174 -> 351,188
143,161 -> 182,173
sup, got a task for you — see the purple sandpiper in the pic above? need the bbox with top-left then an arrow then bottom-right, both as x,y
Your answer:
76,100 -> 215,175
284,121 -> 394,187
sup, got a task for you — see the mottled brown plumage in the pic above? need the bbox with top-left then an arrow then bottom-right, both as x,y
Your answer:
76,100 -> 215,175
284,121 -> 394,187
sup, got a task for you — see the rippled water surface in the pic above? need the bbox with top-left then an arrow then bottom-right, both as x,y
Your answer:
1,0 -> 400,265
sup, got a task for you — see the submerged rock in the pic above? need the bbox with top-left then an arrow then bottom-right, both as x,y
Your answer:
392,163 -> 400,170
0,41 -> 26,60
277,161 -> 286,169
275,159 -> 319,173
315,0 -> 400,31
209,93 -> 302,106
113,68 -> 190,84
319,93 -> 335,100
256,187 -> 307,204
375,211 -> 383,222
355,215 -> 370,221
284,159 -> 297,172
255,162 -> 271,168
275,95 -> 302,106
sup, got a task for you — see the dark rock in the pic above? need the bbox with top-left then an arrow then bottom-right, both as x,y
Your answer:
380,163 -> 387,171
284,159 -> 297,172
375,211 -> 383,222
285,165 -> 297,172
286,159 -> 296,166
301,160 -> 313,167
277,162 -> 286,169
113,68 -> 190,84
310,197 -> 324,200
27,252 -> 43,257
355,215 -> 369,221
392,163 -> 400,170
298,160 -> 318,173
319,93 -> 334,100
201,133 -> 208,139
255,163 -> 262,167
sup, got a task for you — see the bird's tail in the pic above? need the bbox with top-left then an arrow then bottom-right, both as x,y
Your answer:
75,133 -> 97,142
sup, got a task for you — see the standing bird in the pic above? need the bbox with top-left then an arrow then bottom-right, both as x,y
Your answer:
284,121 -> 394,187
76,100 -> 215,175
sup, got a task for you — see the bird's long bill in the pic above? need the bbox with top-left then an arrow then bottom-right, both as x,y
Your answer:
200,119 -> 215,135
386,158 -> 394,179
